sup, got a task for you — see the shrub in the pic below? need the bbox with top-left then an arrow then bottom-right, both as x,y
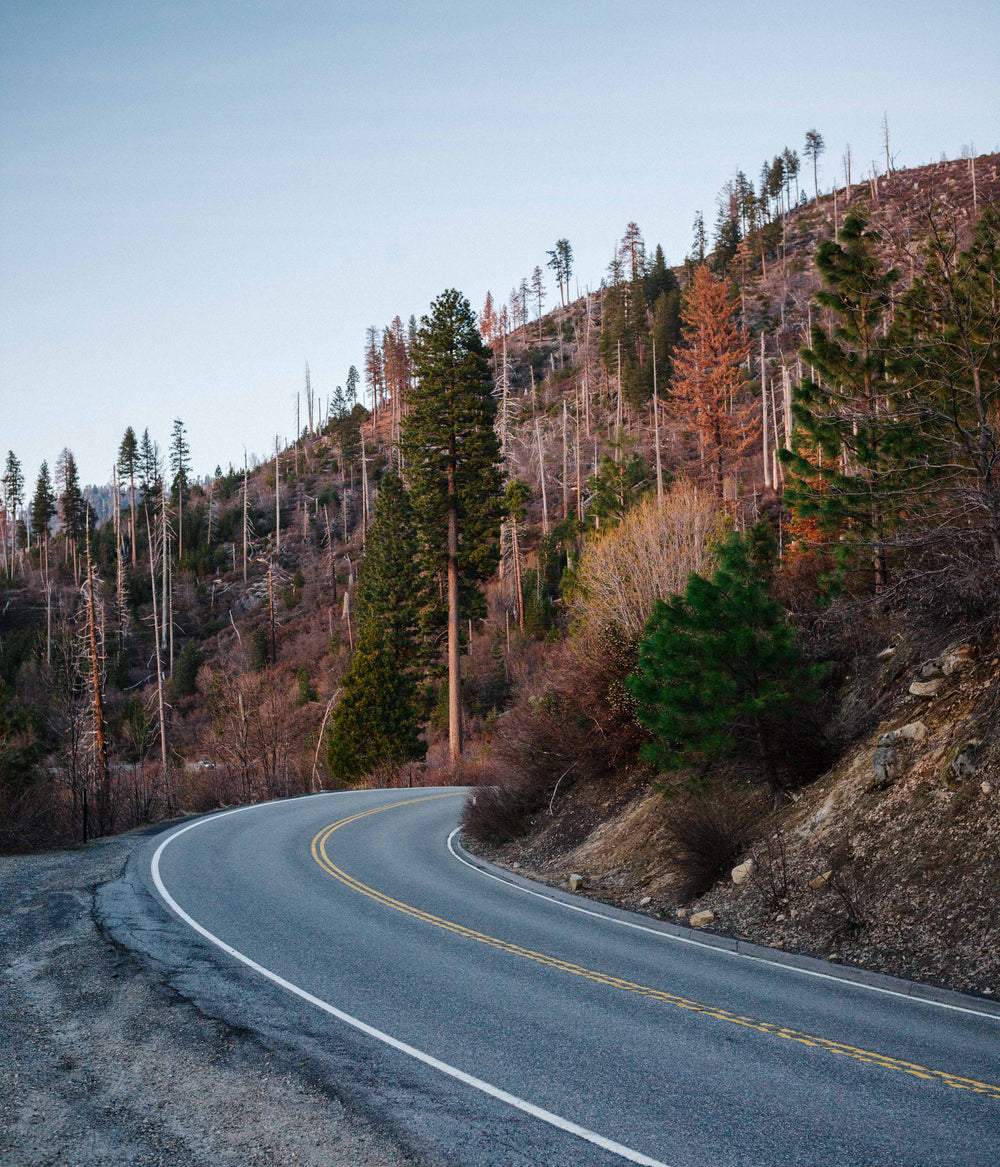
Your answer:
629,523 -> 826,804
576,482 -> 723,640
665,787 -> 765,900
170,641 -> 203,698
295,666 -> 318,706
251,626 -> 271,671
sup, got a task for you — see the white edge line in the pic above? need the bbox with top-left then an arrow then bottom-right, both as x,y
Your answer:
149,799 -> 671,1167
446,829 -> 1000,1023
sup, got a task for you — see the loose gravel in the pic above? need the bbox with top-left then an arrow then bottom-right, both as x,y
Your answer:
0,827 -> 414,1167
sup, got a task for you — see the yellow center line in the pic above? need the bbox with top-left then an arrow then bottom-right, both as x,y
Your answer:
311,795 -> 1000,1101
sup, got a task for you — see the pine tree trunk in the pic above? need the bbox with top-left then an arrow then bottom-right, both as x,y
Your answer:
129,477 -> 136,569
653,339 -> 663,507
447,464 -> 462,763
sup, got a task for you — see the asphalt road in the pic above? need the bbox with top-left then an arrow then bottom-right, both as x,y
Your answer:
120,788 -> 1000,1167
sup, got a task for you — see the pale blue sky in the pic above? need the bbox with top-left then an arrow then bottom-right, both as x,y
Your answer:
2,0 -> 998,488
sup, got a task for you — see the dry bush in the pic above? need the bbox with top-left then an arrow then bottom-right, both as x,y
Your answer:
575,482 -> 724,640
201,667 -> 307,804
460,691 -> 604,844
664,787 -> 766,901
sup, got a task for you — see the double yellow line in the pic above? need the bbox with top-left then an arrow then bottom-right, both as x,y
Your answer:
311,795 -> 1000,1101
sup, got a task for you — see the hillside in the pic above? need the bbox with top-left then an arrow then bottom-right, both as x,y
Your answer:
454,151 -> 1000,996
2,150 -> 999,1000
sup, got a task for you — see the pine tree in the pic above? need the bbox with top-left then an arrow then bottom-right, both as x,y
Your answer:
117,427 -> 139,568
401,289 -> 503,762
892,204 -> 1000,559
345,364 -> 360,408
2,451 -> 24,575
588,450 -> 650,526
531,266 -> 546,341
31,462 -> 56,560
55,448 -> 85,578
546,238 -> 573,307
670,265 -> 754,496
169,418 -> 191,560
326,470 -> 424,783
780,210 -> 902,587
627,524 -> 822,804
804,130 -> 825,203
139,429 -> 160,509
326,620 -> 425,784
353,471 -> 420,668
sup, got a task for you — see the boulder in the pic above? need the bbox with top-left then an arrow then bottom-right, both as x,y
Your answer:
876,646 -> 896,659
941,646 -> 975,676
878,720 -> 928,747
919,661 -> 943,680
910,679 -> 944,698
947,741 -> 980,783
568,873 -> 584,892
639,895 -> 652,907
731,859 -> 756,885
689,910 -> 715,928
809,870 -> 833,891
872,745 -> 903,786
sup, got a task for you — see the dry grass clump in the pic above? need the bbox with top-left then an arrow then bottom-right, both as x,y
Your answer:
460,692 -> 597,844
574,482 -> 724,640
664,786 -> 767,901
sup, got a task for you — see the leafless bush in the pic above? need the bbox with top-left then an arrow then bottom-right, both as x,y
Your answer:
664,787 -> 766,901
814,841 -> 869,939
752,826 -> 791,911
459,693 -> 598,844
575,482 -> 724,640
202,668 -> 305,805
0,782 -> 63,852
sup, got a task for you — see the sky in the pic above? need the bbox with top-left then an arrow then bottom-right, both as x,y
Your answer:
2,0 -> 998,490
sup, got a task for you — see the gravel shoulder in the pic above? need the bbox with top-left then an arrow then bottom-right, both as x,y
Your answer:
0,825 -> 414,1167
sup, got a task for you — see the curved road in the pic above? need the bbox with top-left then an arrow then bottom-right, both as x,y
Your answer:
127,788 -> 1000,1166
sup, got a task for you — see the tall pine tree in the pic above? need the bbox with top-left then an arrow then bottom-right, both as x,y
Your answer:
169,418 -> 191,560
31,462 -> 56,561
402,289 -> 503,762
780,210 -> 902,588
891,204 -> 1000,560
117,427 -> 139,568
326,471 -> 425,783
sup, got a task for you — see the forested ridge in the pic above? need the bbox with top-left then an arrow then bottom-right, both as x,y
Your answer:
2,145 -> 1000,992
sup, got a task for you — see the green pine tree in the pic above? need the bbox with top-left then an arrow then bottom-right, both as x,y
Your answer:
627,524 -> 822,804
30,462 -> 56,553
169,418 -> 191,559
3,451 -> 24,574
401,289 -> 503,762
354,471 -> 420,666
326,470 -> 425,783
779,210 -> 904,588
117,426 -> 139,567
891,204 -> 1000,560
326,619 -> 425,784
